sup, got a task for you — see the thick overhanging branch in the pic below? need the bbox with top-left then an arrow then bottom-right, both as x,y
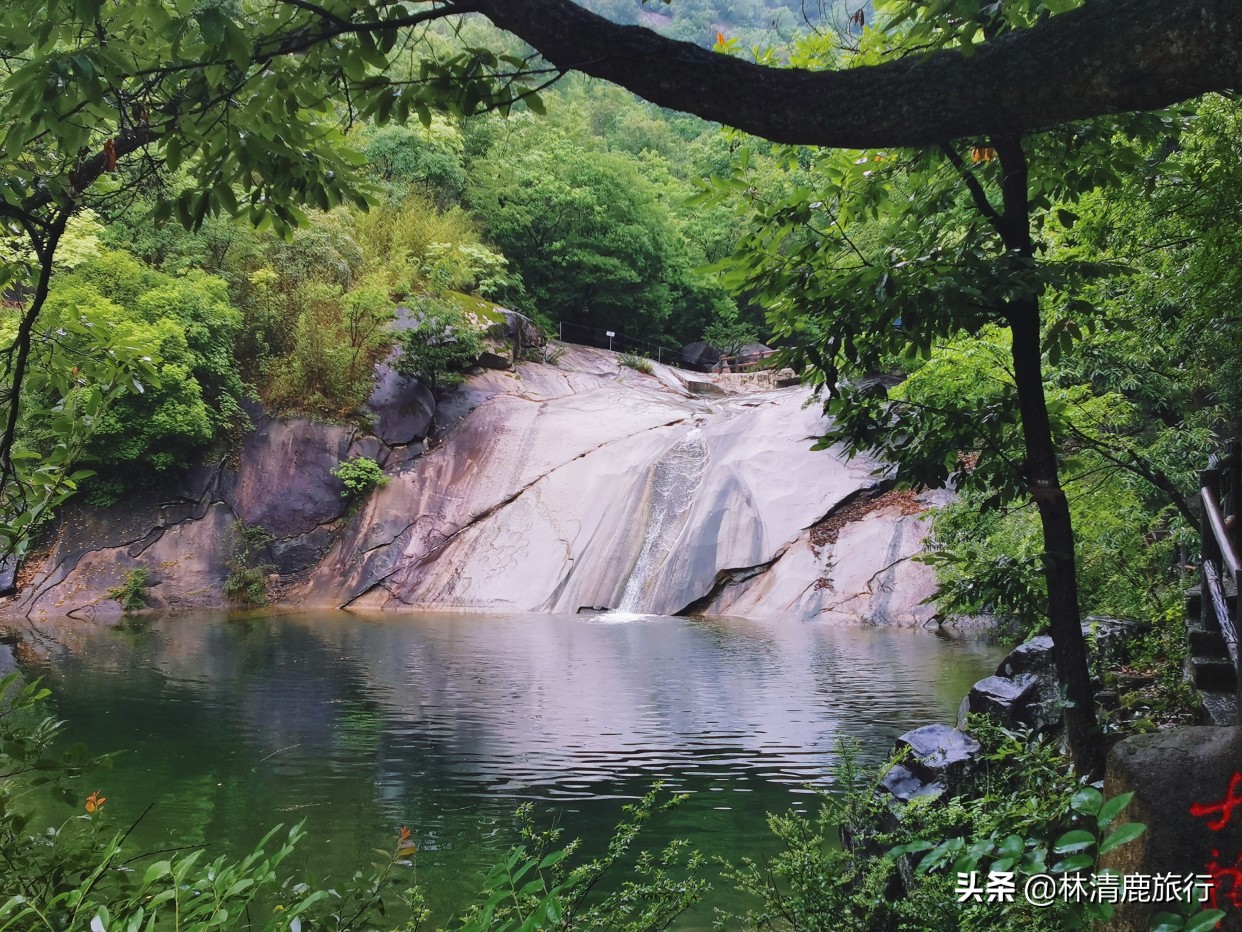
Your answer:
477,0 -> 1242,148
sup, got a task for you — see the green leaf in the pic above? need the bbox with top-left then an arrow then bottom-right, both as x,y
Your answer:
1070,786 -> 1103,816
1050,854 -> 1093,873
1096,792 -> 1133,827
1098,822 -> 1144,855
1185,911 -> 1228,932
142,860 -> 172,886
1149,913 -> 1185,932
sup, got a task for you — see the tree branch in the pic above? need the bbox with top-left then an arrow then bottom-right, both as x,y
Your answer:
476,0 -> 1242,148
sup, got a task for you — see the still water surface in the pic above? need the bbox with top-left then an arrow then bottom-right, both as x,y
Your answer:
23,611 -> 1002,922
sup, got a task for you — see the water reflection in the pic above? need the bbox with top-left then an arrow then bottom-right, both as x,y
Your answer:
17,612 -> 1000,920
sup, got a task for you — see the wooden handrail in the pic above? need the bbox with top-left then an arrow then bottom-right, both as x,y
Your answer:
1199,445 -> 1242,718
1203,561 -> 1240,668
1201,489 -> 1242,579
716,350 -> 776,372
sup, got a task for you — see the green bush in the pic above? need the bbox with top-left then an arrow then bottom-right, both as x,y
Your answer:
331,455 -> 387,500
394,298 -> 486,393
619,352 -> 654,374
106,567 -> 151,613
223,523 -> 274,607
718,726 -> 1182,931
260,275 -> 395,419
39,250 -> 247,496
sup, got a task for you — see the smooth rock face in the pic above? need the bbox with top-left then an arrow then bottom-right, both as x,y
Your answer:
295,345 -> 937,618
5,344 -> 944,624
1104,727 -> 1242,930
367,364 -> 435,445
695,489 -> 945,624
221,413 -> 353,539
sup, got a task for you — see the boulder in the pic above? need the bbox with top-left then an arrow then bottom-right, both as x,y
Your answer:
678,341 -> 720,372
878,724 -> 982,807
1083,614 -> 1146,667
366,363 -> 435,445
477,349 -> 513,370
963,621 -> 1146,737
959,673 -> 1061,733
0,555 -> 15,597
879,762 -> 946,805
1103,727 -> 1242,930
996,635 -> 1056,678
683,378 -> 725,397
897,723 -> 981,781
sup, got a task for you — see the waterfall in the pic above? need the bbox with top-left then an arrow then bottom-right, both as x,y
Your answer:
614,427 -> 709,613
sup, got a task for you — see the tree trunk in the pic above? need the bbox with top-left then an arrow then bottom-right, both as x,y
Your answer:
1008,304 -> 1103,776
993,136 -> 1103,776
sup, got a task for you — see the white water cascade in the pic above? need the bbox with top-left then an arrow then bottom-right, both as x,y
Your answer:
613,427 -> 709,613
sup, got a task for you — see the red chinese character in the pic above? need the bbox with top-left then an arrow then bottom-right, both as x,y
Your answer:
1191,773 -> 1242,832
1205,849 -> 1242,912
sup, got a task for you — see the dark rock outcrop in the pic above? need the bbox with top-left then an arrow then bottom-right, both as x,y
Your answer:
367,365 -> 435,445
956,619 -> 1145,736
0,557 -> 16,597
880,723 -> 982,805
1104,727 -> 1242,930
220,412 -> 353,539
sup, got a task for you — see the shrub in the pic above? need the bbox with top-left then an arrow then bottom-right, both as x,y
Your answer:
619,352 -> 654,374
394,298 -> 486,393
718,727 -> 1178,931
331,455 -> 387,500
260,276 -> 395,419
39,251 -> 247,496
223,522 -> 274,607
106,567 -> 150,612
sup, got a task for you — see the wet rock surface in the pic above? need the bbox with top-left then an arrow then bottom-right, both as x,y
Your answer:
881,723 -> 982,804
220,411 -> 354,539
367,364 -> 435,445
2,344 -> 943,624
300,345 -> 938,617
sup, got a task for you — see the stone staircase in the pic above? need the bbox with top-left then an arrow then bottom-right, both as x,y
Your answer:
1185,583 -> 1239,725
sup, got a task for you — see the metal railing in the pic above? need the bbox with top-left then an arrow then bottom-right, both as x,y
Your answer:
713,350 -> 777,373
1199,438 -> 1242,718
555,320 -> 698,368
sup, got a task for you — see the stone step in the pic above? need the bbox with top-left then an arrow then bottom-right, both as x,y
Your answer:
1188,653 -> 1239,692
1188,627 -> 1228,655
1185,579 -> 1238,619
1199,690 -> 1240,727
